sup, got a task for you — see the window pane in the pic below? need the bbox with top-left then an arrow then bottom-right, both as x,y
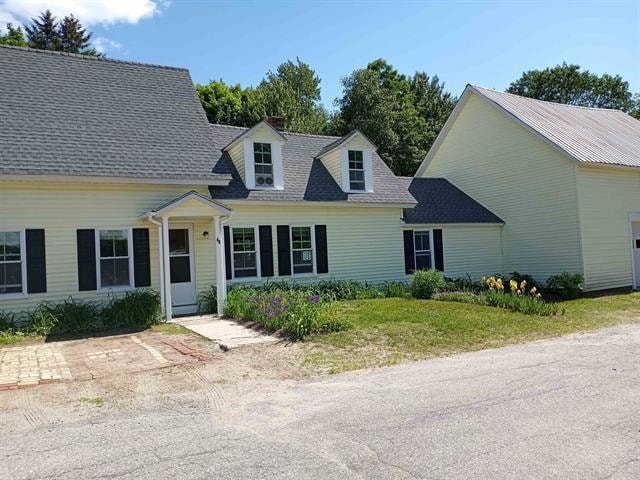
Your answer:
349,170 -> 364,182
0,232 -> 21,261
348,150 -> 363,168
100,230 -> 128,258
233,228 -> 255,252
291,227 -> 311,249
234,252 -> 257,277
100,258 -> 130,287
99,234 -> 113,258
350,179 -> 365,190
169,229 -> 189,255
0,263 -> 22,293
255,164 -> 273,175
415,231 -> 430,252
170,256 -> 191,283
293,250 -> 314,274
416,253 -> 432,270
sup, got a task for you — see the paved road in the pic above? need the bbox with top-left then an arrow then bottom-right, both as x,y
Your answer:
2,324 -> 640,479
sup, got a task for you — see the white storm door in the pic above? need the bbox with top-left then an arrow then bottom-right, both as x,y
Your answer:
169,226 -> 197,314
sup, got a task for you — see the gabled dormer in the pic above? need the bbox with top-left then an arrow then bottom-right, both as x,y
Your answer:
316,130 -> 376,193
222,118 -> 287,190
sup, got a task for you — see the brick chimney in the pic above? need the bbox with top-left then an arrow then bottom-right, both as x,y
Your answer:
266,116 -> 285,131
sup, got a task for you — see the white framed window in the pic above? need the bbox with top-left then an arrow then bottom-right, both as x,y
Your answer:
0,230 -> 26,296
414,230 -> 433,270
254,142 -> 274,188
96,229 -> 134,290
231,226 -> 260,279
291,226 -> 315,275
348,150 -> 365,191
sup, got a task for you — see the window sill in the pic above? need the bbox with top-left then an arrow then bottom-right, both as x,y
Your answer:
251,186 -> 283,191
290,272 -> 317,279
229,276 -> 261,283
97,286 -> 135,294
0,292 -> 27,300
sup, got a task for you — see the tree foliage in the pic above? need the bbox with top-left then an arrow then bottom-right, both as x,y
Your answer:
507,62 -> 637,113
331,59 -> 456,176
0,23 -> 27,47
197,58 -> 328,134
22,9 -> 98,55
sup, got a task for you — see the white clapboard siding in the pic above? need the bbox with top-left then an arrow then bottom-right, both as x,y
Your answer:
576,166 -> 640,290
422,92 -> 583,283
0,181 -> 407,313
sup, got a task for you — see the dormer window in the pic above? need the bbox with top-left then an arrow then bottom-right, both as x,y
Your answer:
253,142 -> 274,187
348,150 -> 365,191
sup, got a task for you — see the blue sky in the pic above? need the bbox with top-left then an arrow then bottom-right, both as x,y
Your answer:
2,1 -> 639,109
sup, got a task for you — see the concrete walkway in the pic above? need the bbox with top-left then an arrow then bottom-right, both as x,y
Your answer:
173,315 -> 279,349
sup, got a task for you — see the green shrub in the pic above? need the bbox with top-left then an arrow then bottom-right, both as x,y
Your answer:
101,289 -> 162,329
28,298 -> 102,336
546,272 -> 583,299
382,281 -> 411,298
432,291 -> 487,305
0,310 -> 17,331
484,289 -> 560,316
242,279 -> 389,302
198,285 -> 218,314
444,275 -> 484,293
411,269 -> 446,299
224,287 -> 346,340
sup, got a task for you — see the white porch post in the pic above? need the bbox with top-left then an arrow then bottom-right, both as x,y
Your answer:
157,224 -> 165,315
161,216 -> 173,321
214,216 -> 227,315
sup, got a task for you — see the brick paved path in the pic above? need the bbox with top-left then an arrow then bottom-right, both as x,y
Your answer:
0,331 -> 215,390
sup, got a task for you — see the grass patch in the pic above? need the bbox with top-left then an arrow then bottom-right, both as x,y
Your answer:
150,323 -> 190,335
305,293 -> 640,374
78,396 -> 104,406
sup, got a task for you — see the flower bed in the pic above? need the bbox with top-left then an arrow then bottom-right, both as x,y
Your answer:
224,287 -> 346,340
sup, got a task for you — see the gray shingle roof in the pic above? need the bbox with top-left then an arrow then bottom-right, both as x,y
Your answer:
208,124 -> 417,205
470,85 -> 640,168
399,177 -> 503,224
0,45 -> 230,183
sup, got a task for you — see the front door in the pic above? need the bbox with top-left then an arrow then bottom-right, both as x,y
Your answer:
169,226 -> 197,315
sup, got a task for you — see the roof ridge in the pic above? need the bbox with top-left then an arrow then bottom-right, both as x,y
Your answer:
0,44 -> 188,71
209,122 -> 342,139
469,84 -> 625,113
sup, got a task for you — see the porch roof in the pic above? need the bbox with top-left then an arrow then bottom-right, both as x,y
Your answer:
145,190 -> 233,218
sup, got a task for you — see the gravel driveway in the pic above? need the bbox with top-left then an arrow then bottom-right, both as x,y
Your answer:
2,323 -> 639,479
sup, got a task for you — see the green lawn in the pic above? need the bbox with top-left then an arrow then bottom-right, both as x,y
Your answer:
304,292 -> 640,374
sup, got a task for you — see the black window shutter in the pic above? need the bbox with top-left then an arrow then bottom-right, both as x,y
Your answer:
259,225 -> 274,277
433,229 -> 445,272
25,229 -> 46,294
223,226 -> 232,280
276,225 -> 291,276
132,228 -> 151,287
403,230 -> 415,274
315,225 -> 329,274
77,229 -> 97,291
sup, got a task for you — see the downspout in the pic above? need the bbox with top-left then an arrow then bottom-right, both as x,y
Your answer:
145,213 -> 165,317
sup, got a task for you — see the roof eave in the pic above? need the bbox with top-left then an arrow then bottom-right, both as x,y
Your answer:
0,173 -> 231,186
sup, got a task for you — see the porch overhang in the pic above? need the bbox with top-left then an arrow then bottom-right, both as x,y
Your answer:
144,190 -> 233,219
142,190 -> 232,322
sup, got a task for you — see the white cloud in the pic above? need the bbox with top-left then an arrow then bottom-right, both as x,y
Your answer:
0,0 -> 164,26
93,36 -> 124,54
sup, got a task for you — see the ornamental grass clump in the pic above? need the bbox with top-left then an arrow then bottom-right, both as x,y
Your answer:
482,276 -> 559,316
224,287 -> 345,340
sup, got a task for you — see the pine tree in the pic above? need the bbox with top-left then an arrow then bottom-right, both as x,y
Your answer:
59,15 -> 96,55
25,10 -> 60,51
0,23 -> 27,47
